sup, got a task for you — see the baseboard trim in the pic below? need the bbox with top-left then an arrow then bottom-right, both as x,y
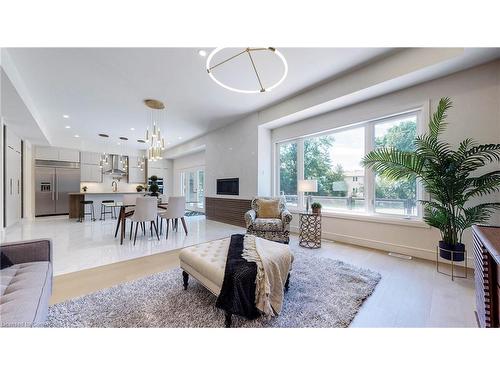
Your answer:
291,225 -> 474,268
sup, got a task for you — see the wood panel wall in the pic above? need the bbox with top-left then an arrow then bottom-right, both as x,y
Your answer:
205,197 -> 252,228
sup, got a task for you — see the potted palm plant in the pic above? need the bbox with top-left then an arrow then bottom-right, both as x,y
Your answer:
362,97 -> 500,261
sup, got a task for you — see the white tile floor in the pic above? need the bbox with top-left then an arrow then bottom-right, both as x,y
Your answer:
1,214 -> 241,275
1,215 -> 477,327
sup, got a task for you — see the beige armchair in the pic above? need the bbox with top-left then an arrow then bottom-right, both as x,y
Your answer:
245,197 -> 292,244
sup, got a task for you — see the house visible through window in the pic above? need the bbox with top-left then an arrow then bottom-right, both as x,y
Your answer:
275,109 -> 421,219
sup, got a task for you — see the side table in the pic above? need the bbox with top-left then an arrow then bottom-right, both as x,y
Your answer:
299,212 -> 321,249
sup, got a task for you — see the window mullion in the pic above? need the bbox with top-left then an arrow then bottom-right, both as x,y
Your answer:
297,138 -> 305,211
365,123 -> 375,214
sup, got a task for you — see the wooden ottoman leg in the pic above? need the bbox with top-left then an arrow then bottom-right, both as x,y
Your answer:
225,312 -> 232,328
285,273 -> 290,292
182,271 -> 189,290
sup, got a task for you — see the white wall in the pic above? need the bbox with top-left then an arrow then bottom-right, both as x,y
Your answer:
274,60 -> 500,264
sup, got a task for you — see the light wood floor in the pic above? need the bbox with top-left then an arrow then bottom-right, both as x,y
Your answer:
51,235 -> 477,327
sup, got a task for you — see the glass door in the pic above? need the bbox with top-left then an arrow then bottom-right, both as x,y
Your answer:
180,167 -> 205,213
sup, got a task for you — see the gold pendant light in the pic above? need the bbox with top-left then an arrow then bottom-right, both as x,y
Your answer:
144,99 -> 166,161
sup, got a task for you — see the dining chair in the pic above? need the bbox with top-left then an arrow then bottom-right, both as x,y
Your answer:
159,196 -> 187,239
129,197 -> 160,245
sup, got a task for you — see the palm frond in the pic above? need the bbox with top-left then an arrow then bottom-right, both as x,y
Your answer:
361,148 -> 424,180
428,97 -> 452,138
464,171 -> 500,200
457,203 -> 500,230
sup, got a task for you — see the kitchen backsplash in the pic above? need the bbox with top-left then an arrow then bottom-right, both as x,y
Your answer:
79,174 -> 144,193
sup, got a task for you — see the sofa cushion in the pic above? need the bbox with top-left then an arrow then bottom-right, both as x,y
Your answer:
256,199 -> 281,219
253,218 -> 283,232
0,261 -> 52,327
1,252 -> 14,270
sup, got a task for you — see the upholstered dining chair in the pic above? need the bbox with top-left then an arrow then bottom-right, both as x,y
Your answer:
158,196 -> 187,239
129,197 -> 160,245
245,196 -> 292,244
122,194 -> 139,237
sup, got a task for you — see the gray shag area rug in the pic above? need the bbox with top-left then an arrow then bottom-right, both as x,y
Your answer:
45,247 -> 381,328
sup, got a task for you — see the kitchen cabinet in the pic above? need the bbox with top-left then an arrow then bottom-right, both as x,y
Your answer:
35,146 -> 59,161
128,166 -> 146,184
5,127 -> 22,227
81,164 -> 102,182
35,146 -> 80,162
58,148 -> 80,162
80,151 -> 101,165
148,159 -> 168,180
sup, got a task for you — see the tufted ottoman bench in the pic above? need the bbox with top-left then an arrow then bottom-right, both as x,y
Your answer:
179,237 -> 230,296
179,237 -> 293,327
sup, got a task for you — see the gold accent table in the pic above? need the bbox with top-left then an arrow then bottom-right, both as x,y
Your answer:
299,212 -> 322,249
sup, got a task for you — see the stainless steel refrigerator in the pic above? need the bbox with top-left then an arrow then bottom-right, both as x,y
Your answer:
35,161 -> 80,216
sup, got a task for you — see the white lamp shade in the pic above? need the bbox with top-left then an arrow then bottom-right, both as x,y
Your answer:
298,179 -> 318,193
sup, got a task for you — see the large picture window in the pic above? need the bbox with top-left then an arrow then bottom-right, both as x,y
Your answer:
275,109 -> 422,219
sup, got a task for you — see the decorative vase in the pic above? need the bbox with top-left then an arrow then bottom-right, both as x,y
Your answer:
438,241 -> 465,262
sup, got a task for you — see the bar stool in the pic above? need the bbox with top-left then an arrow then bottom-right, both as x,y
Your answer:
100,200 -> 116,220
79,200 -> 96,222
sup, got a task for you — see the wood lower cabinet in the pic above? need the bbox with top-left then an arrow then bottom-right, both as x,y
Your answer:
473,225 -> 500,327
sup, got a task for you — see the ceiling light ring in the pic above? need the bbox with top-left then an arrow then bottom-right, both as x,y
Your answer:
206,47 -> 288,94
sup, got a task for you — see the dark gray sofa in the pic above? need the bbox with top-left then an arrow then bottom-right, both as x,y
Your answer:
0,239 -> 53,327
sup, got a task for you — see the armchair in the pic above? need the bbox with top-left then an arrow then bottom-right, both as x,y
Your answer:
245,197 -> 292,244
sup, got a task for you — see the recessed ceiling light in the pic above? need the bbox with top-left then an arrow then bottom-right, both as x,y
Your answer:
178,136 -> 182,140
65,125 -> 71,129
119,137 -> 128,141
117,142 -> 121,145
63,114 -> 70,119
198,50 -> 207,57
137,139 -> 146,143
130,127 -> 135,131
98,133 -> 109,138
74,134 -> 80,138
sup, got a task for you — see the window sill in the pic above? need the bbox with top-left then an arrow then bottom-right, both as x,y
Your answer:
289,209 -> 429,228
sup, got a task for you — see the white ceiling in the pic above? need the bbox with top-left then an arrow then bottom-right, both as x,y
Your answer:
4,47 -> 393,149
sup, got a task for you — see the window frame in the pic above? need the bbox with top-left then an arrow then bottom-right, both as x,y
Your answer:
273,106 -> 425,222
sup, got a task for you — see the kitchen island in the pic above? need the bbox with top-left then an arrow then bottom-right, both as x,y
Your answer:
68,192 -> 146,219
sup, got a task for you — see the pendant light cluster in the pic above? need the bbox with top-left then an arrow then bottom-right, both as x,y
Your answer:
98,134 -> 110,170
144,99 -> 166,161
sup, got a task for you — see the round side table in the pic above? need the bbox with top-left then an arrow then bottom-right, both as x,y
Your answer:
299,212 -> 322,249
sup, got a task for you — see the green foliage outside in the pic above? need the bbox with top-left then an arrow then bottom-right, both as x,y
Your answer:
375,120 -> 417,201
279,136 -> 347,197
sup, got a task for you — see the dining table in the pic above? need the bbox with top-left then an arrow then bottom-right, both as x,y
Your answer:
106,201 -> 169,245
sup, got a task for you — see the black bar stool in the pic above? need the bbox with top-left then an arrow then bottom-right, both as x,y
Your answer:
100,200 -> 116,220
79,200 -> 95,222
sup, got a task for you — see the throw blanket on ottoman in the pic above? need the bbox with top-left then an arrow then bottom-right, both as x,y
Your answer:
215,234 -> 292,323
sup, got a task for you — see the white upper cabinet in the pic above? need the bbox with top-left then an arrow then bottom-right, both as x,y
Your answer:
58,148 -> 80,162
81,164 -> 102,182
80,151 -> 101,165
128,167 -> 146,183
35,146 -> 80,162
35,146 -> 60,161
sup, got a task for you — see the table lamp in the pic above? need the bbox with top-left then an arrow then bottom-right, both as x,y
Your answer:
298,179 -> 318,213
